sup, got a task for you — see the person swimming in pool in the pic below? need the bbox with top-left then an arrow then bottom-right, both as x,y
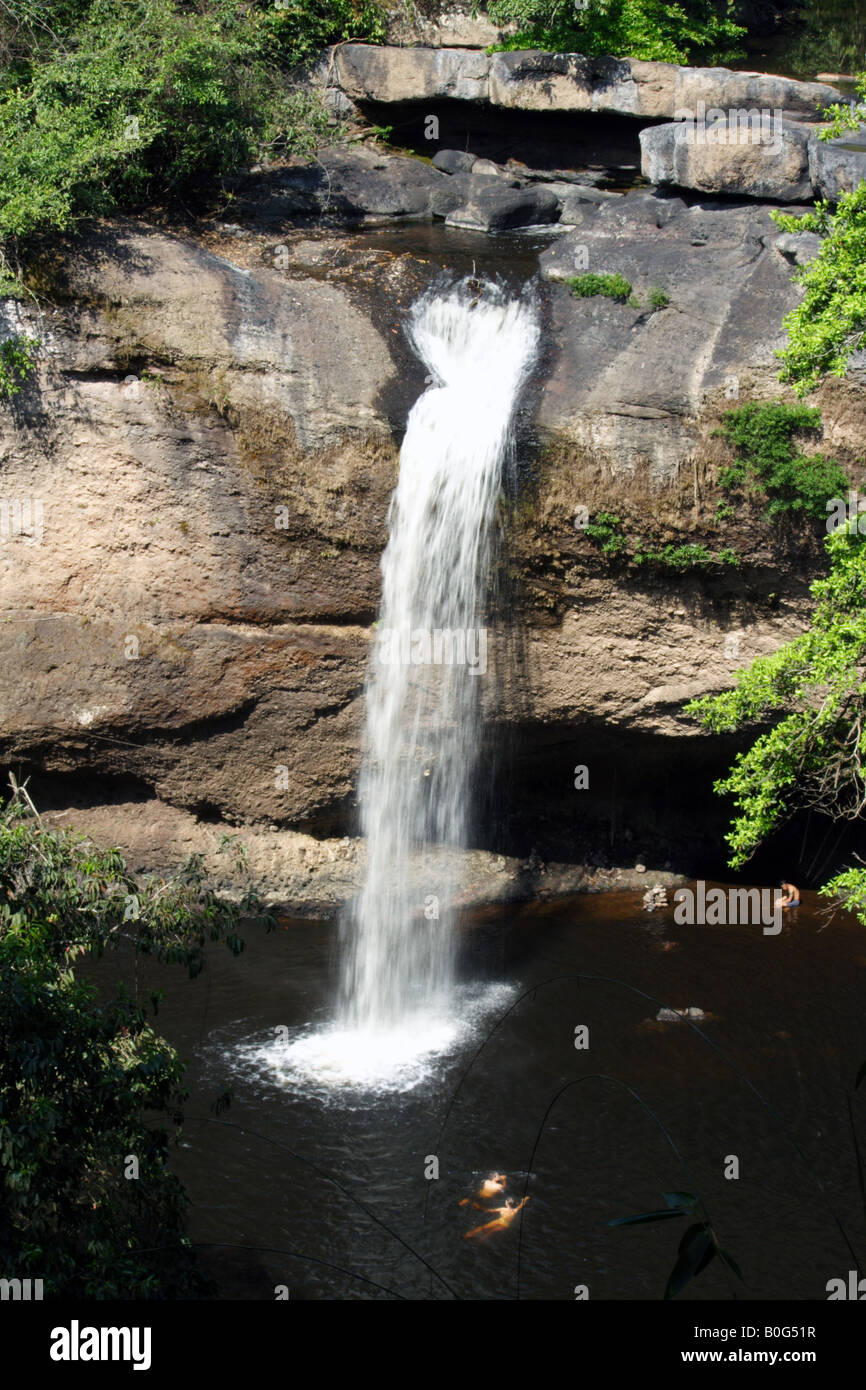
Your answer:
464,1196 -> 530,1241
459,1172 -> 507,1208
776,880 -> 801,908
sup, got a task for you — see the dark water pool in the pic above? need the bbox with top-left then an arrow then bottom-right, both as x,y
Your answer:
734,1 -> 865,84
94,887 -> 866,1300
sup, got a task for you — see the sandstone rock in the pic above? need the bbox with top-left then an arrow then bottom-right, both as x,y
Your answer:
1,165 -> 863,850
809,123 -> 866,201
772,231 -> 822,265
640,116 -> 813,200
228,147 -> 451,224
470,157 -> 507,177
332,44 -> 490,104
445,183 -> 561,230
384,5 -> 511,50
429,169 -> 477,217
322,86 -> 358,119
330,43 -> 840,121
558,190 -> 620,223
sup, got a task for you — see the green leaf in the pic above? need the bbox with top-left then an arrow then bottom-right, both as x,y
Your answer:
662,1191 -> 698,1211
664,1223 -> 717,1299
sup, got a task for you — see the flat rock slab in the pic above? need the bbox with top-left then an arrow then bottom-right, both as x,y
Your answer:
330,44 -> 840,121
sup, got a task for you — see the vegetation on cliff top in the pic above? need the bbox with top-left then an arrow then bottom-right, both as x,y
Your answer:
486,0 -> 745,63
0,0 -> 384,259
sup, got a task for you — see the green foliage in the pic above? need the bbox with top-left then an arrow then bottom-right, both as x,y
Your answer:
0,0 -> 382,247
716,401 -> 849,521
584,510 -> 628,555
610,1189 -> 744,1299
0,945 -> 202,1297
820,866 -> 866,928
771,183 -> 866,396
563,276 -> 670,312
583,513 -> 739,570
564,272 -> 633,302
635,542 -> 730,570
260,0 -> 386,66
0,335 -> 38,397
0,785 -> 275,1294
0,789 -> 273,975
685,529 -> 866,897
818,69 -> 866,142
486,0 -> 745,63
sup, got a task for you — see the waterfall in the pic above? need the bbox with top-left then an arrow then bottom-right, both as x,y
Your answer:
337,279 -> 539,1039
257,277 -> 539,1092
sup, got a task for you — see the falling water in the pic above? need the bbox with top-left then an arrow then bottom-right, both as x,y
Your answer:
337,280 -> 538,1036
260,278 -> 539,1091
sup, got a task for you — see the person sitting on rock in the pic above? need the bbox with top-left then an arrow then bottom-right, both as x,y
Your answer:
459,1172 -> 507,1208
464,1196 -> 530,1242
776,880 -> 801,908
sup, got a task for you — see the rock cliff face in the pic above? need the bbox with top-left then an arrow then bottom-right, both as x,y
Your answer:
1,134 -> 864,892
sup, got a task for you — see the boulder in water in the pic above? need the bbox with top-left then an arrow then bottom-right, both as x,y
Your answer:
445,184 -> 561,231
432,149 -> 478,174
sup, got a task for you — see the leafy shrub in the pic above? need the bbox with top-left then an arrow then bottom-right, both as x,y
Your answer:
772,183 -> 866,396
565,272 -> 633,302
716,401 -> 849,521
648,286 -> 670,310
486,0 -> 745,64
633,542 -> 739,571
260,0 -> 386,66
584,513 -> 739,570
0,0 -> 384,247
0,335 -> 38,397
0,785 -> 275,1295
584,511 -> 628,555
685,527 -> 866,896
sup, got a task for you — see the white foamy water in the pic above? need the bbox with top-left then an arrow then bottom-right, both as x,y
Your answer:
274,279 -> 538,1089
240,981 -> 516,1099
